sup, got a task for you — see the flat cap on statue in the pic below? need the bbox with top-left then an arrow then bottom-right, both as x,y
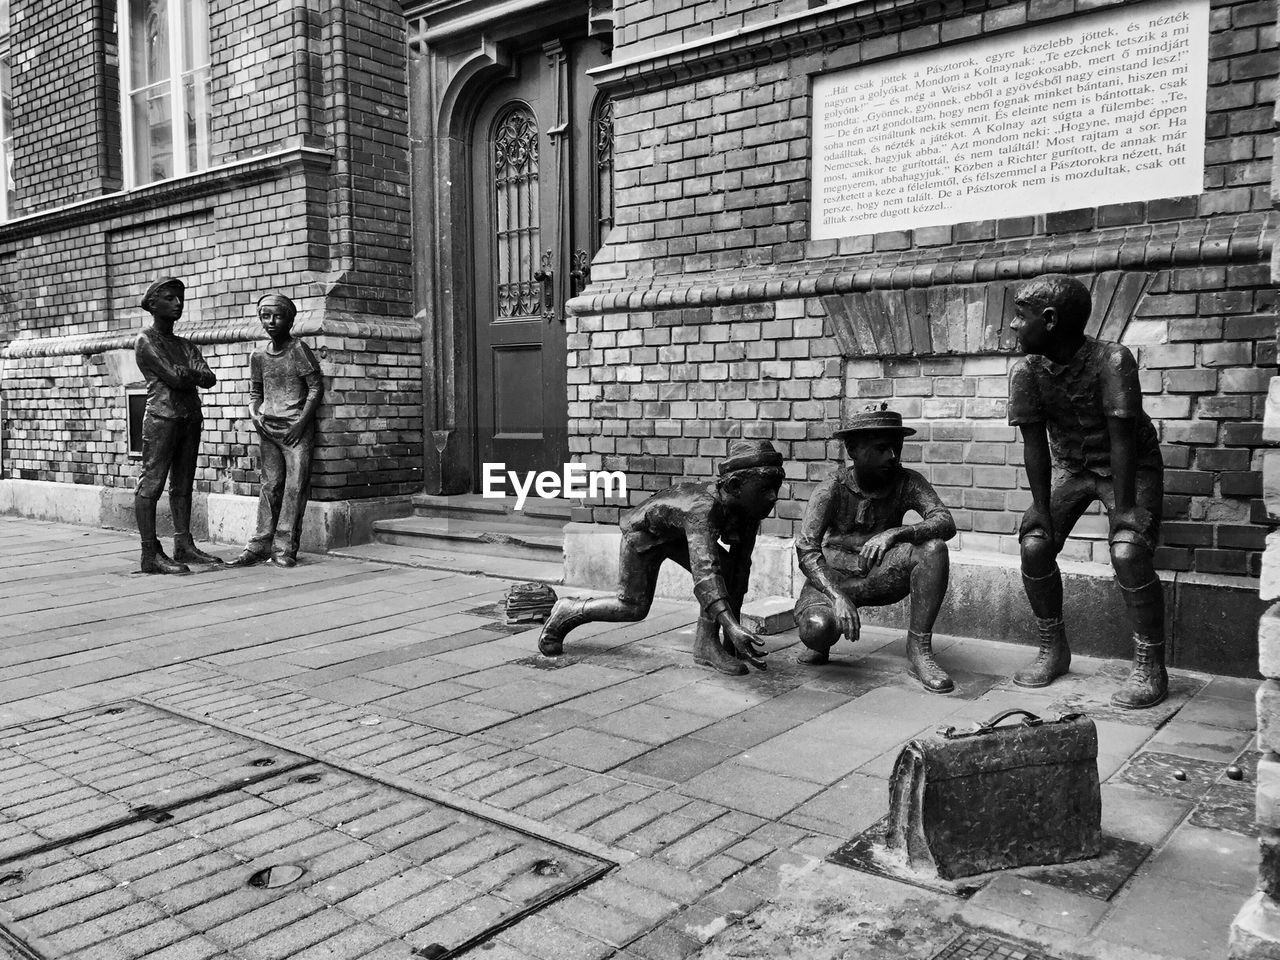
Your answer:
717,438 -> 784,475
832,402 -> 916,439
140,277 -> 185,310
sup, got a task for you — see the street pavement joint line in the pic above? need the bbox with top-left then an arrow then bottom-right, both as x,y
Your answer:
431,859 -> 615,960
139,695 -> 637,869
0,919 -> 43,960
0,756 -> 318,869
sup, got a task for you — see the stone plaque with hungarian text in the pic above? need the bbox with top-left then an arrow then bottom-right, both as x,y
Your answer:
810,0 -> 1209,239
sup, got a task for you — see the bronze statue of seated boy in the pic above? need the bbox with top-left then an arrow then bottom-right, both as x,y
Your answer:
795,405 -> 958,693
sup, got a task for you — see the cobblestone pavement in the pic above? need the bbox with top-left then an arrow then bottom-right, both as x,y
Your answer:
0,517 -> 1260,960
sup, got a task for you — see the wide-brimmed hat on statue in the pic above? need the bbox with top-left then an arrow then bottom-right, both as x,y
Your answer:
718,438 -> 784,475
832,403 -> 916,439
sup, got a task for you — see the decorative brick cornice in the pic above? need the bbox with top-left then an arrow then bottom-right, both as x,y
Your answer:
589,0 -> 1082,96
567,223 -> 1273,317
1,313 -> 421,359
0,147 -> 333,245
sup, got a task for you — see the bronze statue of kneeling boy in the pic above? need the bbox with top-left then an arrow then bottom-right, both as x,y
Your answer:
538,439 -> 786,675
794,405 -> 958,693
1008,274 -> 1167,708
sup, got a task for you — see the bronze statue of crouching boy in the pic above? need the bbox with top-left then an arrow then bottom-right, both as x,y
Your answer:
538,439 -> 786,676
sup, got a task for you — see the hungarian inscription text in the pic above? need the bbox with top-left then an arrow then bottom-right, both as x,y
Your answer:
810,0 -> 1209,239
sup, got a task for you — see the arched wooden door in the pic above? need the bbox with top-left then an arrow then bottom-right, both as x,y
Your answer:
470,37 -> 611,480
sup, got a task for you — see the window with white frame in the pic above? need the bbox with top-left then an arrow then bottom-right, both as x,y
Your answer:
120,0 -> 211,186
0,0 -> 13,221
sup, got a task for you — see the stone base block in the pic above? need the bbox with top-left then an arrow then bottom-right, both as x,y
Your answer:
562,522 -> 1266,677
0,478 -> 107,527
0,478 -> 411,552
742,596 -> 799,635
1258,755 -> 1280,829
1262,686 -> 1280,755
1230,893 -> 1280,959
1263,605 -> 1280,679
561,522 -> 795,608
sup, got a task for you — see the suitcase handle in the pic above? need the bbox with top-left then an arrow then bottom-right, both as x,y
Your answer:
939,709 -> 1041,740
939,709 -> 1083,740
980,709 -> 1044,730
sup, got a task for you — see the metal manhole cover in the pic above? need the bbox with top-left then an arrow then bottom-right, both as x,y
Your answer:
931,930 -> 1064,960
0,702 -> 612,959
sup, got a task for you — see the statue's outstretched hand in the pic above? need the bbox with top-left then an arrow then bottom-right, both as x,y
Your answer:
722,620 -> 768,670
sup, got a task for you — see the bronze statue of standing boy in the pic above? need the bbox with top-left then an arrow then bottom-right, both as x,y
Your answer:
227,293 -> 323,569
1008,274 -> 1167,708
133,277 -> 222,574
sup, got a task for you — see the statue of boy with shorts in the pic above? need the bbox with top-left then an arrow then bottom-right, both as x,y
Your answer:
1008,274 -> 1167,708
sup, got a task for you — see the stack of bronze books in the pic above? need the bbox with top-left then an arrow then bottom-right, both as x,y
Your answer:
504,582 -> 558,624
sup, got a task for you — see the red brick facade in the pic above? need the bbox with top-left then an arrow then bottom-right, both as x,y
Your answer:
568,0 -> 1279,580
1,0 -> 1276,584
0,0 -> 420,504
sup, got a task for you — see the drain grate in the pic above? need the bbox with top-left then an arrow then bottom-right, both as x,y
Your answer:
0,702 -> 613,959
931,930 -> 1064,960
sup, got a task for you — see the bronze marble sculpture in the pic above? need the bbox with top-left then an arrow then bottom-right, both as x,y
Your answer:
134,277 -> 222,574
538,438 -> 786,675
1008,274 -> 1167,708
794,405 -> 958,692
227,293 -> 323,569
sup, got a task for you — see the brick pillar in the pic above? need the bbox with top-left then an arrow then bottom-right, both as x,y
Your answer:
1228,217 -> 1280,959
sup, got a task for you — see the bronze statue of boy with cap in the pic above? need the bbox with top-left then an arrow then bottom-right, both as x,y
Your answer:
227,293 -> 324,569
795,404 -> 958,693
538,438 -> 786,675
133,277 -> 222,574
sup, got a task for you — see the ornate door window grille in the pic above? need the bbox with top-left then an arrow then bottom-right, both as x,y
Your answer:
592,96 -> 614,247
492,105 -> 541,319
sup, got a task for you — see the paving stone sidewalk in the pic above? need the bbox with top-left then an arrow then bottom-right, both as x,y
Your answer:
0,516 -> 1261,960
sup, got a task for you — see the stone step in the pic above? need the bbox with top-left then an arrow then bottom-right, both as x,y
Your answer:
330,541 -> 563,584
372,515 -> 565,562
411,493 -> 574,529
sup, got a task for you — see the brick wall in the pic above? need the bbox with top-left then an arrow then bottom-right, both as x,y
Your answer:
0,0 -> 421,504
1,332 -> 422,502
613,0 -> 812,59
569,0 -> 1279,580
7,0 -> 117,212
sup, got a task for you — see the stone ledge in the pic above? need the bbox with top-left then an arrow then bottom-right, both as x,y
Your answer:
567,226 -> 1269,317
562,522 -> 1263,677
0,146 -> 333,245
593,0 -> 1136,96
0,479 -> 411,553
1,313 -> 422,359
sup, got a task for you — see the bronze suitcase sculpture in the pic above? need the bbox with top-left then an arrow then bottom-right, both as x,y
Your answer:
886,709 -> 1101,879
